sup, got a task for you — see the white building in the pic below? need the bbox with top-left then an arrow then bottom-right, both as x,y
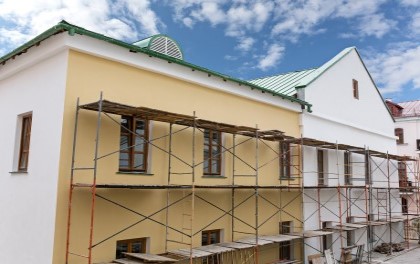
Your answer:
386,100 -> 420,223
251,47 -> 404,262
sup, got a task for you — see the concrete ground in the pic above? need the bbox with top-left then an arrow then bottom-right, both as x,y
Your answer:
370,241 -> 420,263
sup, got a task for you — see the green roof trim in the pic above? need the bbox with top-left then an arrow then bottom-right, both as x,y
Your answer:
0,20 -> 312,112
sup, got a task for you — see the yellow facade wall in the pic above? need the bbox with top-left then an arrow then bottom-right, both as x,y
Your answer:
52,50 -> 303,263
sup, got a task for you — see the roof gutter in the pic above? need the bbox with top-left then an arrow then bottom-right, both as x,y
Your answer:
0,21 -> 312,112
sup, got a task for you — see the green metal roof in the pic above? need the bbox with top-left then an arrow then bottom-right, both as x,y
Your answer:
0,20 -> 312,112
249,68 -> 317,96
249,47 -> 356,96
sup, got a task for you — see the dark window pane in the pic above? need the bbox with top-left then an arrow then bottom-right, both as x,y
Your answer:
120,135 -> 130,149
134,137 -> 144,151
131,241 -> 142,253
202,233 -> 208,246
133,154 -> 144,169
116,242 -> 128,259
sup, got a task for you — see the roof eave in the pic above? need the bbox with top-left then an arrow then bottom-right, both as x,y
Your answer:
0,20 -> 312,112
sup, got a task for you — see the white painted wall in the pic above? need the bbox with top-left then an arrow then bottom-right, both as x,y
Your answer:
395,117 -> 420,159
0,43 -> 68,263
301,49 -> 396,154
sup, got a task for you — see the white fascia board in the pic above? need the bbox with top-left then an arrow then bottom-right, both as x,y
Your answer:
62,34 -> 302,113
395,116 -> 420,123
0,35 -> 68,81
303,112 -> 396,141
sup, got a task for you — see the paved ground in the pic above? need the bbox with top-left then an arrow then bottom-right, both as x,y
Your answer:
384,247 -> 420,263
371,244 -> 420,263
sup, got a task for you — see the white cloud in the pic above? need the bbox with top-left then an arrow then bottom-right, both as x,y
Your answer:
410,11 -> 420,34
190,2 -> 226,26
364,44 -> 420,94
236,37 -> 255,52
257,44 -> 284,70
401,0 -> 420,6
0,0 -> 163,54
358,13 -> 397,38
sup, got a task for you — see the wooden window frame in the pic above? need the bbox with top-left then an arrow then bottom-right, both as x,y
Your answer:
344,152 -> 352,185
353,79 -> 359,99
116,237 -> 147,259
279,221 -> 293,260
395,128 -> 404,144
402,197 -> 408,214
119,116 -> 149,172
201,229 -> 221,246
398,161 -> 408,190
317,149 -> 325,186
18,114 -> 32,171
203,129 -> 222,175
280,142 -> 291,178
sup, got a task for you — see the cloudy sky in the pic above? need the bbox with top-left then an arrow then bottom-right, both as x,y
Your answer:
0,0 -> 419,102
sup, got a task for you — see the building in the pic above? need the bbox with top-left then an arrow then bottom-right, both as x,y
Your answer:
0,21 -> 311,264
386,100 -> 420,236
1,20 -> 417,264
251,47 -> 412,262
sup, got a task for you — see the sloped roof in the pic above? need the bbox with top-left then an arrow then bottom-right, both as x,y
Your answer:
249,68 -> 317,96
399,100 -> 420,117
249,47 -> 355,96
0,20 -> 312,112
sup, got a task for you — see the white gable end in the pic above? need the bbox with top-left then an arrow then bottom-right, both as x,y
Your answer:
301,48 -> 396,153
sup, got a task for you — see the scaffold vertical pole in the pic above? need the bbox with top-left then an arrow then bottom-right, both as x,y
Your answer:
165,123 -> 173,252
65,97 -> 80,264
88,92 -> 103,264
255,128 -> 259,264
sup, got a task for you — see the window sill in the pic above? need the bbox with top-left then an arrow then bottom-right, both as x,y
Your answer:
280,177 -> 297,181
117,171 -> 154,176
9,171 -> 28,174
202,175 -> 227,179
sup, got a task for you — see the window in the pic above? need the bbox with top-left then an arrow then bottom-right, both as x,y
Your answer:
395,128 -> 404,144
18,114 -> 32,171
344,152 -> 352,185
321,222 -> 332,251
346,217 -> 355,246
202,229 -> 221,264
280,142 -> 291,178
399,161 -> 409,191
416,139 -> 420,150
116,237 -> 147,259
317,149 -> 326,186
119,116 -> 149,172
353,79 -> 359,99
279,221 -> 293,260
402,197 -> 408,214
365,153 -> 371,184
202,229 -> 221,245
203,130 -> 222,175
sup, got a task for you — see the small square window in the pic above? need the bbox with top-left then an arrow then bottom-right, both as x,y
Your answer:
116,237 -> 147,259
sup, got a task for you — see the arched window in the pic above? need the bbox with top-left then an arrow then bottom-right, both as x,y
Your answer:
395,128 -> 404,144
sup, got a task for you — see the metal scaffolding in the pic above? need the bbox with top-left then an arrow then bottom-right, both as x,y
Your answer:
65,95 -> 420,264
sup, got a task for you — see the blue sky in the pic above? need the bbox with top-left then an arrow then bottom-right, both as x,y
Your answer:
0,0 -> 419,103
